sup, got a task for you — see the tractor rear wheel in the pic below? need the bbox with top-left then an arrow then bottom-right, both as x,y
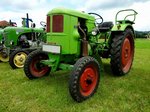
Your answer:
110,28 -> 134,76
24,50 -> 50,79
9,49 -> 29,69
69,56 -> 100,102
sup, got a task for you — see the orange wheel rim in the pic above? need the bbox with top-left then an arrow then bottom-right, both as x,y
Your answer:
80,65 -> 98,96
121,35 -> 134,73
30,55 -> 49,77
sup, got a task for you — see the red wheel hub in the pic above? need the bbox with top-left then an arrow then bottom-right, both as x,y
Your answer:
80,65 -> 98,96
121,36 -> 134,73
30,56 -> 49,77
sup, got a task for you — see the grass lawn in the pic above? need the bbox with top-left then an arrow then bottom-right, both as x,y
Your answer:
0,39 -> 149,112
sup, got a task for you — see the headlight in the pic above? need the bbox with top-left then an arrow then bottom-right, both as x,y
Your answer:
92,31 -> 97,36
0,40 -> 4,44
10,40 -> 14,45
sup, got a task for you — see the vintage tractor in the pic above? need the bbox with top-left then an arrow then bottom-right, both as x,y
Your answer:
0,13 -> 46,69
24,8 -> 137,102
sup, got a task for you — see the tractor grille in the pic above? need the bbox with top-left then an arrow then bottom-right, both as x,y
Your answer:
52,15 -> 63,32
46,16 -> 50,32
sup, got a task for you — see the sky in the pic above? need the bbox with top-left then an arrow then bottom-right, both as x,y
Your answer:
0,0 -> 150,31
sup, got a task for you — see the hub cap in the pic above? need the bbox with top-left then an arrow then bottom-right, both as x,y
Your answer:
80,65 -> 98,96
121,36 -> 133,73
13,52 -> 27,68
0,53 -> 9,62
30,55 -> 49,77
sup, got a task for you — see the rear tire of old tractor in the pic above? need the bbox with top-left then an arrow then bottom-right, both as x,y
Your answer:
24,50 -> 51,79
9,49 -> 29,69
110,28 -> 134,76
69,56 -> 100,102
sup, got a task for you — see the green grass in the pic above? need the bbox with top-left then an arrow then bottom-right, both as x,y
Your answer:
0,39 -> 150,112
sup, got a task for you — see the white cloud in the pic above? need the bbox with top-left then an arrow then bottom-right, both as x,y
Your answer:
0,0 -> 47,10
79,0 -> 150,31
130,1 -> 150,31
84,0 -> 150,10
0,0 -> 50,27
0,0 -> 150,31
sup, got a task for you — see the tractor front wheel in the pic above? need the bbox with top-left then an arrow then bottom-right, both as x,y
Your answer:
9,49 -> 29,69
69,56 -> 100,102
24,50 -> 50,79
0,53 -> 9,62
0,48 -> 9,62
110,28 -> 134,76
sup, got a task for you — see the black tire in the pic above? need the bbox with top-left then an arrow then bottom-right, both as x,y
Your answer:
24,50 -> 50,79
9,49 -> 29,69
110,28 -> 134,76
0,54 -> 9,62
69,56 -> 100,102
0,49 -> 9,62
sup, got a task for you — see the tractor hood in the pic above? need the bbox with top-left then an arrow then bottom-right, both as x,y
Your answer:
47,7 -> 95,21
3,26 -> 44,33
2,26 -> 45,47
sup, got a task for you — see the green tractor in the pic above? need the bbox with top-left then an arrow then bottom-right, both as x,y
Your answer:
24,8 -> 137,102
0,13 -> 46,69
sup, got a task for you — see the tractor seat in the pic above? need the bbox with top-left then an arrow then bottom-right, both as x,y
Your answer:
117,20 -> 135,24
98,22 -> 114,32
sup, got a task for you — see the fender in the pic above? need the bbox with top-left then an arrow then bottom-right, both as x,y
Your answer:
111,24 -> 133,32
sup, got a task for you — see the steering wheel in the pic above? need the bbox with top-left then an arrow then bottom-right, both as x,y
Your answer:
40,21 -> 46,27
88,13 -> 103,25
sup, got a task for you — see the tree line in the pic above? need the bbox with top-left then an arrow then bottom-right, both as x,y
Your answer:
135,31 -> 150,38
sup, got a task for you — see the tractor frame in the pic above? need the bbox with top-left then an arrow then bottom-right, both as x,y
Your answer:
24,8 -> 137,102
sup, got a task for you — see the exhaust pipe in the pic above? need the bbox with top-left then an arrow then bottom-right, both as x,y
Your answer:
78,24 -> 88,56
